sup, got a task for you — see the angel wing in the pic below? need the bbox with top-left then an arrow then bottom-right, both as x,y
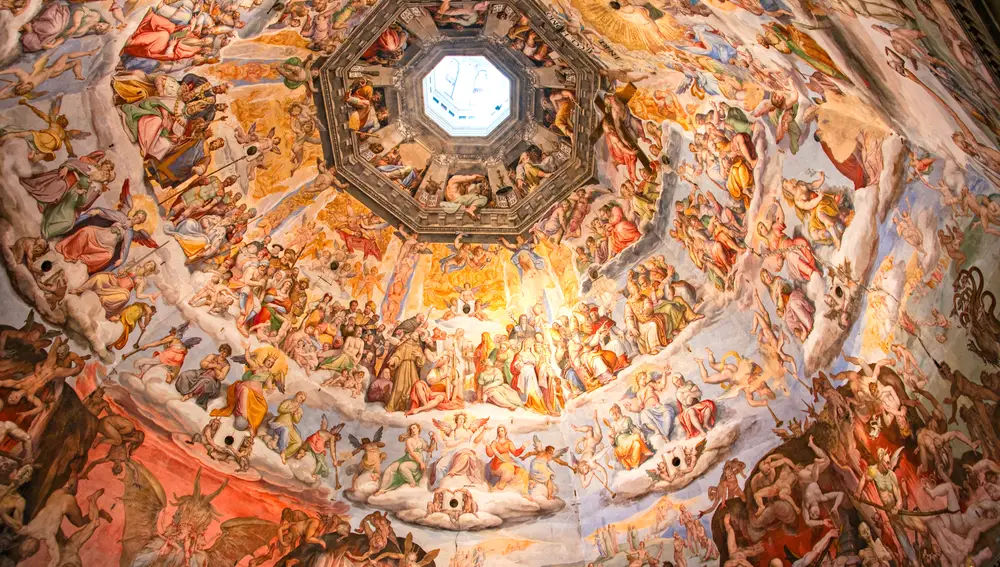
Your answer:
231,354 -> 249,365
132,229 -> 160,250
553,447 -> 568,460
532,434 -> 544,453
373,426 -> 384,444
471,417 -> 489,431
235,124 -> 251,145
174,322 -> 191,338
66,129 -> 91,140
266,126 -> 276,138
431,418 -> 454,436
118,179 -> 133,211
120,461 -> 167,567
320,414 -> 329,430
182,337 -> 203,350
205,517 -> 279,567
348,433 -> 362,449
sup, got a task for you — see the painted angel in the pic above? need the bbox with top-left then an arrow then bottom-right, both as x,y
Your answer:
55,179 -> 158,274
428,414 -> 489,485
0,95 -> 91,162
524,435 -> 569,500
236,122 -> 281,181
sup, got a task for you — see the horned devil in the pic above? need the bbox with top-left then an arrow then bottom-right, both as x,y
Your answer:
120,465 -> 280,567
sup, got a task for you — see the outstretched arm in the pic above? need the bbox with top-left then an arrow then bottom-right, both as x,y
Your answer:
18,99 -> 50,122
0,67 -> 29,80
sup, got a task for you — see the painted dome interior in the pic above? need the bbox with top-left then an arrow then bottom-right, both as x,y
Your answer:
0,0 -> 1000,565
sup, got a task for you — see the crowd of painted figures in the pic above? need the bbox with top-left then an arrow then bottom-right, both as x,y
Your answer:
3,0 -> 1000,558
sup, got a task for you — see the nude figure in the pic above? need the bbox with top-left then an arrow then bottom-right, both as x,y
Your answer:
0,337 -> 86,417
752,454 -> 800,517
18,479 -> 110,567
697,347 -> 772,407
722,512 -> 765,567
572,410 -> 604,461
0,50 -> 100,99
798,436 -> 843,528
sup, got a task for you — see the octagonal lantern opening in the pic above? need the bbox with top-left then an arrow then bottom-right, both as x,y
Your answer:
421,55 -> 511,137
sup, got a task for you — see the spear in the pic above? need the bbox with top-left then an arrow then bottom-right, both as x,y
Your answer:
156,146 -> 259,206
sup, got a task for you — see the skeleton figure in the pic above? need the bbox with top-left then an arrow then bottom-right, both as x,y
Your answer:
855,447 -> 926,564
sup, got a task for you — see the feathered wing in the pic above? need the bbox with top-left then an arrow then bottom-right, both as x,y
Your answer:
205,517 -> 279,567
373,426 -> 384,444
553,447 -> 568,460
431,418 -> 454,436
133,230 -> 160,249
532,435 -> 544,453
120,461 -> 167,567
348,433 -> 362,449
471,417 -> 489,431
118,179 -> 133,211
182,337 -> 203,349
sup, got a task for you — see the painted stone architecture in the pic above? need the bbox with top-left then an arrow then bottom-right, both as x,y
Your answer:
0,0 -> 998,563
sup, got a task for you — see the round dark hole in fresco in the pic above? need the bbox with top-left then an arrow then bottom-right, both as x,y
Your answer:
588,267 -> 600,280
224,435 -> 235,446
40,260 -> 53,273
330,261 -> 340,271
462,304 -> 471,314
835,286 -> 844,298
449,499 -> 459,509
672,457 -> 681,467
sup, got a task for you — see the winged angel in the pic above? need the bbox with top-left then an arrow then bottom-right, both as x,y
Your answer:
56,179 -> 159,274
524,435 -> 569,500
428,414 -> 489,485
235,122 -> 281,182
121,465 -> 277,567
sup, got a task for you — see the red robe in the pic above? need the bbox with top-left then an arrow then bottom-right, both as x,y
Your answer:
677,399 -> 716,438
122,11 -> 201,61
606,205 -> 641,254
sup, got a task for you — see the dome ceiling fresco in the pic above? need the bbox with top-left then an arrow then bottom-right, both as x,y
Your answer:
0,0 -> 999,562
